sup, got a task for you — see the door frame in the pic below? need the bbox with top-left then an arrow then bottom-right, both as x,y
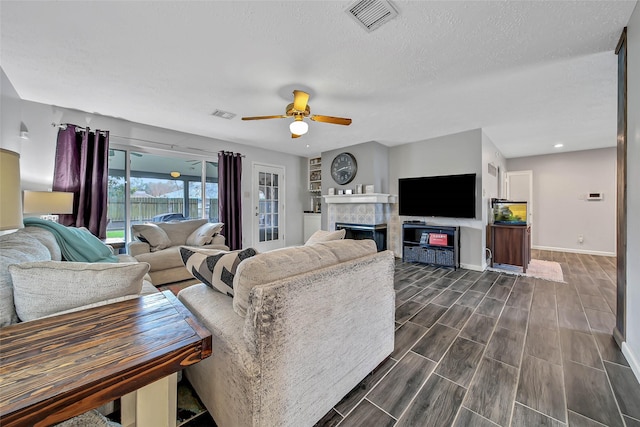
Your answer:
505,170 -> 533,225
251,162 -> 286,252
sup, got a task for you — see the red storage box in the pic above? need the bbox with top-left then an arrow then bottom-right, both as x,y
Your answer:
428,233 -> 448,246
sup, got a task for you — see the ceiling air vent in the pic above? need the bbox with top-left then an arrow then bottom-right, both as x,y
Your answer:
346,0 -> 398,32
211,110 -> 236,120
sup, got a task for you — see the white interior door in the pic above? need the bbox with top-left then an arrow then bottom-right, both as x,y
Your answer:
252,163 -> 285,252
505,170 -> 533,225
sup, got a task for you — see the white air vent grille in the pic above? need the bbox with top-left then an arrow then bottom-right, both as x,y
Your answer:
346,0 -> 398,32
211,110 -> 236,120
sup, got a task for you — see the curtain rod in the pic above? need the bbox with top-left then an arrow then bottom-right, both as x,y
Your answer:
51,122 -> 108,134
51,122 -> 245,157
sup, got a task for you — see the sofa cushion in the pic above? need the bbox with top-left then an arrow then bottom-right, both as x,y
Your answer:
316,239 -> 378,262
158,219 -> 208,246
10,261 -> 149,322
186,222 -> 224,246
132,223 -> 172,252
180,247 -> 257,296
232,239 -> 378,317
233,244 -> 338,317
304,229 -> 346,245
135,245 -> 185,270
0,231 -> 52,326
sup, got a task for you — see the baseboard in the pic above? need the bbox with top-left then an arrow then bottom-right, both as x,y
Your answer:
460,263 -> 484,272
532,245 -> 615,257
622,342 -> 640,383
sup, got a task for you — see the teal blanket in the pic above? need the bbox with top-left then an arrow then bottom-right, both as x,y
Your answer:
23,218 -> 119,263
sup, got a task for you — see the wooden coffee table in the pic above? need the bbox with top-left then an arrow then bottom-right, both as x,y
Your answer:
0,291 -> 212,427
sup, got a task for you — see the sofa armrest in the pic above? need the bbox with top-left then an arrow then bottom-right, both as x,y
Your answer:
128,241 -> 150,257
243,250 -> 396,426
178,284 -> 259,427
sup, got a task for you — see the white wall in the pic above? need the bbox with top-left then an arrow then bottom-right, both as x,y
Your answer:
624,2 -> 640,381
507,148 -> 616,256
389,129 -> 485,270
0,68 -> 23,153
320,141 -> 390,229
13,98 -> 307,247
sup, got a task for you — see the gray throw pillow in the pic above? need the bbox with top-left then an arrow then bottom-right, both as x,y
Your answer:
185,222 -> 224,246
0,231 -> 52,326
9,261 -> 149,321
180,247 -> 257,296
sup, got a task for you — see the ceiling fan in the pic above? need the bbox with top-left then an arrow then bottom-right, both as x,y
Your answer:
242,90 -> 352,138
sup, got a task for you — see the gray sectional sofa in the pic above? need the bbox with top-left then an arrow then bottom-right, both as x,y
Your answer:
178,239 -> 396,427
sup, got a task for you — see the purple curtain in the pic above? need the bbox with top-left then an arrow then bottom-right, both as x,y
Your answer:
53,125 -> 110,239
218,151 -> 243,250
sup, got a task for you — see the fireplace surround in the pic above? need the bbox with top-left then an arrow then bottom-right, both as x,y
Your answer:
335,223 -> 387,251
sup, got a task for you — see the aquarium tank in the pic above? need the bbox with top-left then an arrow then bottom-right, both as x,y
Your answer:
492,200 -> 527,225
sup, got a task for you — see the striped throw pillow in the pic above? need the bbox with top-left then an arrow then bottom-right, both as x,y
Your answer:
180,247 -> 257,296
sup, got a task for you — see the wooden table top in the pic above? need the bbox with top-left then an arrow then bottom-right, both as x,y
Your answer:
0,291 -> 212,427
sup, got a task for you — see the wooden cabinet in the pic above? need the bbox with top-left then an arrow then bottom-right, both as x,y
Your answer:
402,223 -> 459,269
489,224 -> 531,272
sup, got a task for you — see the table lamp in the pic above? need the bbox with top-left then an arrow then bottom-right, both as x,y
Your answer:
0,149 -> 23,231
23,190 -> 74,222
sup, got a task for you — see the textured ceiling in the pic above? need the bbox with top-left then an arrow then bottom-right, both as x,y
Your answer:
1,1 -> 636,158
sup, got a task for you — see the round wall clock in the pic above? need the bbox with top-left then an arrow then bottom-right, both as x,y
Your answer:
331,152 -> 357,185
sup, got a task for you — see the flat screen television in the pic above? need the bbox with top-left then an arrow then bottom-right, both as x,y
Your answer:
398,173 -> 477,218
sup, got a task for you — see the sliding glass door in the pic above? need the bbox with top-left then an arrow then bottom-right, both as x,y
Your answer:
107,150 -> 218,242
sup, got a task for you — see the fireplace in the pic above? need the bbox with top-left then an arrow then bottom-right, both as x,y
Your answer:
335,223 -> 387,252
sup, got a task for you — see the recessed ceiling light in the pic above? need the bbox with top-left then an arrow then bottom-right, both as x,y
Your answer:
554,143 -> 564,148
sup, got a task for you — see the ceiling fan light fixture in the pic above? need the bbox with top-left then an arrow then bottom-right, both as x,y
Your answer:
289,120 -> 308,135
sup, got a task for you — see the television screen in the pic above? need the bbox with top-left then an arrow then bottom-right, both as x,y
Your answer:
398,173 -> 476,218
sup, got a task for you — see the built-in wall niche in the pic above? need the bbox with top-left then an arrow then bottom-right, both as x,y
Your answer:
308,157 -> 322,212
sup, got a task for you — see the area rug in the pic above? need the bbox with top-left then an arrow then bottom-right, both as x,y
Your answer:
176,378 -> 208,426
489,259 -> 565,283
106,378 -> 208,426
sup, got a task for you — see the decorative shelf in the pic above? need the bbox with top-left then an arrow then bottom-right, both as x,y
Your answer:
323,194 -> 397,204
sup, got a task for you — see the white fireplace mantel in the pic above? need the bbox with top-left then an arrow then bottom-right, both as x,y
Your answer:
323,193 -> 397,204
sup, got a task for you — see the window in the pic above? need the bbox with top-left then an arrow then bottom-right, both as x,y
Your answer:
107,150 -> 218,241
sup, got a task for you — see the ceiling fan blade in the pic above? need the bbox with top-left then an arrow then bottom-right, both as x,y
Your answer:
310,115 -> 352,126
291,133 -> 301,139
292,90 -> 310,112
241,115 -> 288,121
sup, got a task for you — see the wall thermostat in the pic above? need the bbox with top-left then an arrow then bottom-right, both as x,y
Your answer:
587,192 -> 603,201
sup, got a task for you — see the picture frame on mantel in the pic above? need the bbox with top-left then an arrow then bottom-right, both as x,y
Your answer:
365,185 -> 374,194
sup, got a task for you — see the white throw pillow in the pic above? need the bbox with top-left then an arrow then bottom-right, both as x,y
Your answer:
304,229 -> 346,245
9,261 -> 149,322
131,223 -> 172,252
186,222 -> 224,246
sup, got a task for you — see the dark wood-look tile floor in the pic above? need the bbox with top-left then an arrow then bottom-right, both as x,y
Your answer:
313,250 -> 640,427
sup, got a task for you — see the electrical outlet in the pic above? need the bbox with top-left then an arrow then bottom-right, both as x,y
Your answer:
578,234 -> 584,244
